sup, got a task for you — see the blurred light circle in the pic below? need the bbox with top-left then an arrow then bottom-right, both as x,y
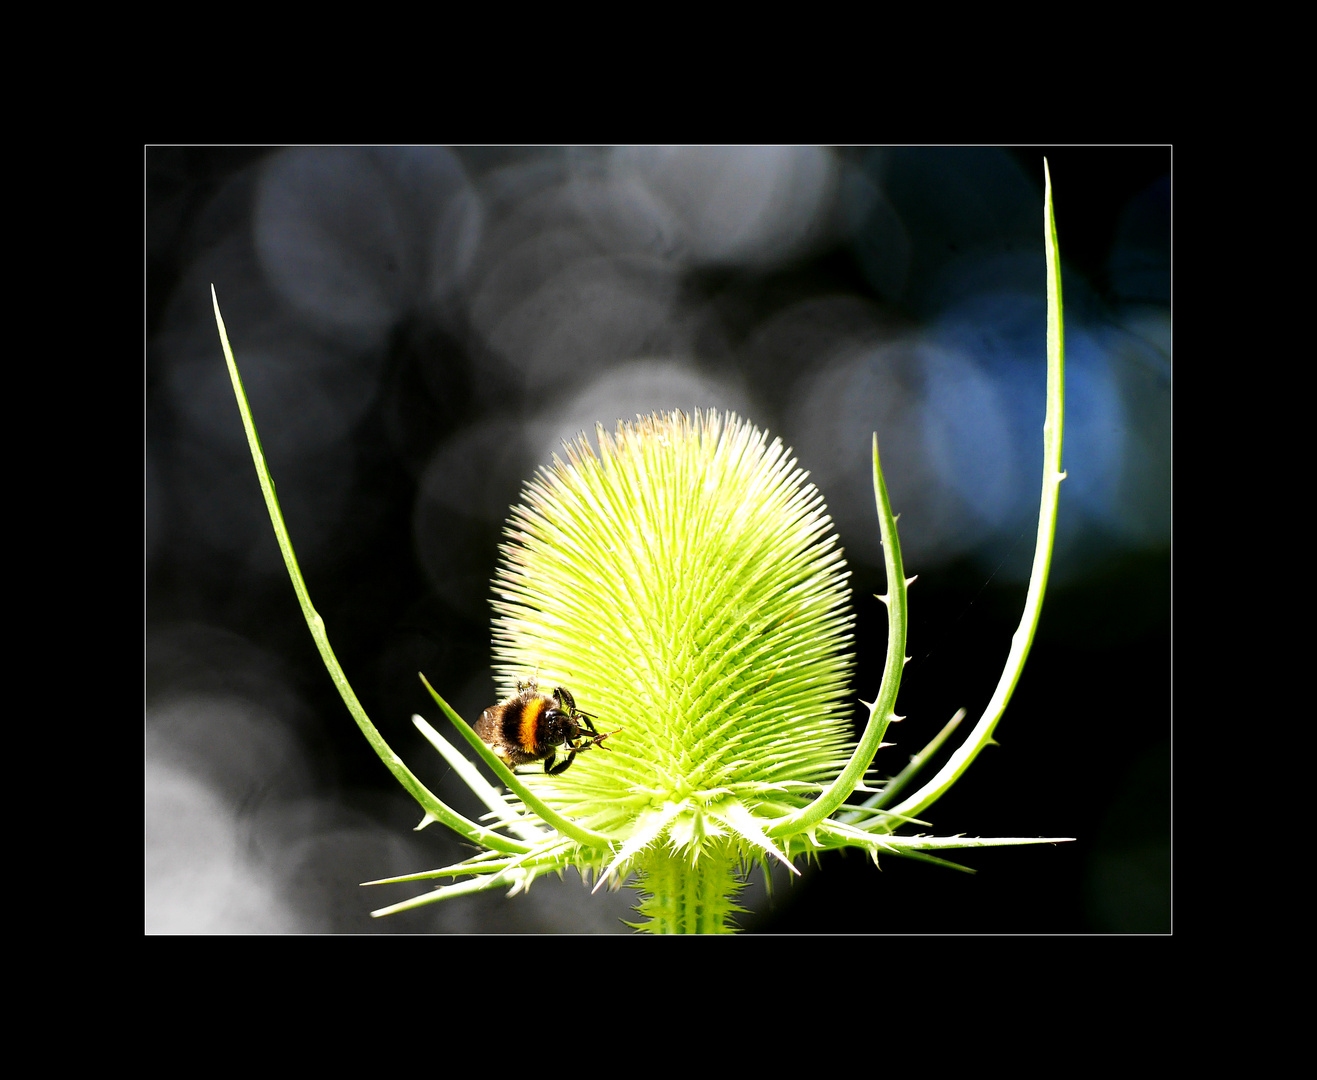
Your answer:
480,253 -> 684,392
787,336 -> 989,570
146,759 -> 245,933
919,344 -> 1017,530
930,290 -> 1131,579
608,145 -> 840,269
147,691 -> 312,803
365,146 -> 483,310
254,147 -> 481,348
564,154 -> 687,261
255,148 -> 413,346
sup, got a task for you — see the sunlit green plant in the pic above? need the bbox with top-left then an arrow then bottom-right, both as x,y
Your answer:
211,162 -> 1072,933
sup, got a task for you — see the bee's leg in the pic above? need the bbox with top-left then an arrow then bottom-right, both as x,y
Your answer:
584,727 -> 618,752
546,748 -> 577,775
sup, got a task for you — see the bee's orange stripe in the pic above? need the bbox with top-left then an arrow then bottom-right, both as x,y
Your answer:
517,697 -> 545,753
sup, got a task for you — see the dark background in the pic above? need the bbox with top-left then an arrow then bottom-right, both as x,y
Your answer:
146,146 -> 1170,933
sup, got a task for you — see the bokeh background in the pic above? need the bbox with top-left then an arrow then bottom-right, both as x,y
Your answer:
146,146 -> 1170,933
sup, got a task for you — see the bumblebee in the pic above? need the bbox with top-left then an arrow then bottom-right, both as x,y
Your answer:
475,679 -> 614,775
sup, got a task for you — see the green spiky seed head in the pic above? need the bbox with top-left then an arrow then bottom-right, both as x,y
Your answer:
490,411 -> 855,873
